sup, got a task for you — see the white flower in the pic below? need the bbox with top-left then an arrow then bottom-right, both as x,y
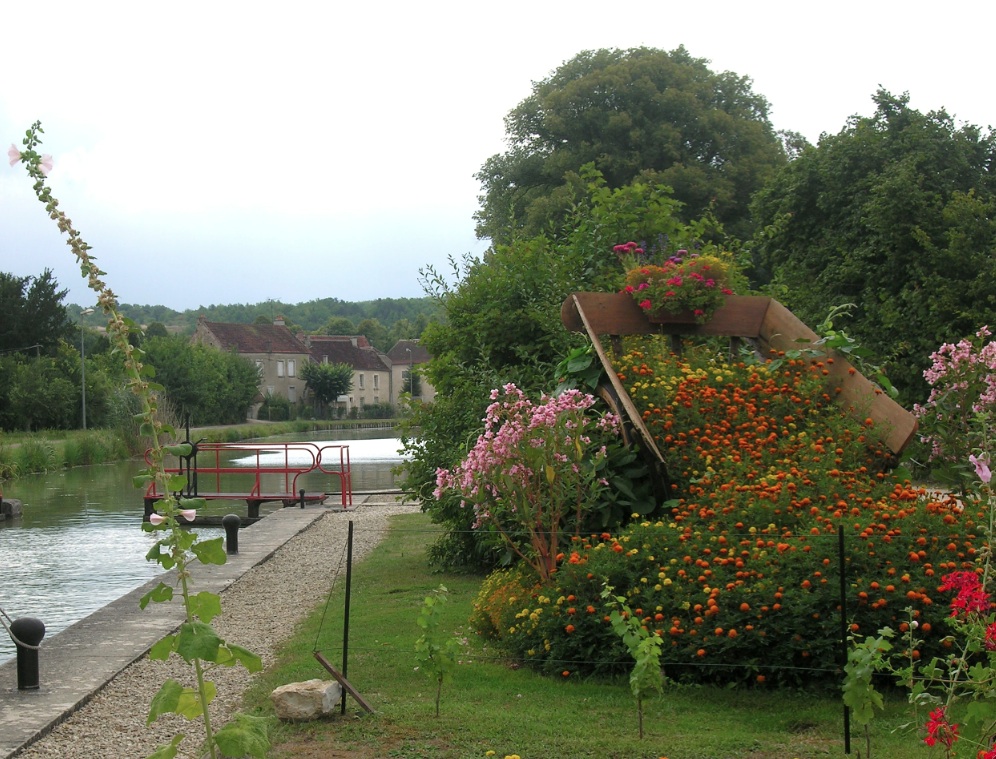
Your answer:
7,144 -> 21,167
179,509 -> 197,522
38,155 -> 53,176
149,513 -> 166,525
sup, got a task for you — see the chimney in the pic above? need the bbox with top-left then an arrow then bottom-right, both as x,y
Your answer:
274,316 -> 285,327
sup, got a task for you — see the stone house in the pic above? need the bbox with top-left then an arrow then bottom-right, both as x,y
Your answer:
386,339 -> 436,406
191,316 -> 311,418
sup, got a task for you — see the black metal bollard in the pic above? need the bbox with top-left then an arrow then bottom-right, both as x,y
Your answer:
10,617 -> 45,690
299,488 -> 305,509
222,514 -> 241,554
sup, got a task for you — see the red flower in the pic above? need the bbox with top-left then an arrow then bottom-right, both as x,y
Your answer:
939,571 -> 993,617
986,623 -> 996,651
924,706 -> 958,748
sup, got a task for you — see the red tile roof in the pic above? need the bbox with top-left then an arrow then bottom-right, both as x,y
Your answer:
307,335 -> 390,371
197,320 -> 308,354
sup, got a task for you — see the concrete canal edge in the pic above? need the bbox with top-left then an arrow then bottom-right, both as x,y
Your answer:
0,503 -> 333,759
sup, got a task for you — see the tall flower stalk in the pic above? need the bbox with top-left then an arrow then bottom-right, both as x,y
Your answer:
10,122 -> 268,759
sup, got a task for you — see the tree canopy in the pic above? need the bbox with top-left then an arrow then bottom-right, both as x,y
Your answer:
300,361 -> 353,413
475,46 -> 789,245
0,269 -> 72,355
750,89 -> 996,402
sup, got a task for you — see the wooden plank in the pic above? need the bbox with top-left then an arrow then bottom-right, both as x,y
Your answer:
569,295 -> 664,465
758,300 -> 918,455
313,651 -> 375,713
562,292 -> 918,456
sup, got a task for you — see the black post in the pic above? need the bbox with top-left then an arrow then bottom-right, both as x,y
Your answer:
10,617 -> 45,690
300,488 -> 306,509
222,514 -> 241,554
341,520 -> 354,714
839,524 -> 851,754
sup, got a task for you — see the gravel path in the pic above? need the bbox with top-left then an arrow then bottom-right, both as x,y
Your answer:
15,497 -> 420,759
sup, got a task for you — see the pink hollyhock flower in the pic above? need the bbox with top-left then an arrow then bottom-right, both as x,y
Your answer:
7,144 -> 20,166
179,509 -> 197,522
38,155 -> 53,176
970,453 -> 992,483
149,513 -> 166,525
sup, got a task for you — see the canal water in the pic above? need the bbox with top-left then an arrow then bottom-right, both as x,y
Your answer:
0,428 -> 406,665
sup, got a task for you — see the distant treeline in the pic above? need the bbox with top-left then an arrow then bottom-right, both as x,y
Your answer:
71,296 -> 442,335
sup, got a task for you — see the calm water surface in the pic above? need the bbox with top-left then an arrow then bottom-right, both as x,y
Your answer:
0,429 -> 404,665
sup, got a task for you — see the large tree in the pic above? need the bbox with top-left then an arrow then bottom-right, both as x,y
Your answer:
0,269 -> 73,355
300,361 -> 353,416
750,89 -> 996,403
475,46 -> 789,245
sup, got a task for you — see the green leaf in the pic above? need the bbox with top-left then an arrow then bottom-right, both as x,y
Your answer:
192,537 -> 227,566
149,634 -> 176,661
189,591 -> 222,623
139,582 -> 174,609
176,680 -> 215,719
167,474 -> 188,491
216,643 -> 263,672
165,443 -> 192,458
148,679 -> 184,724
213,713 -> 271,758
146,734 -> 184,759
175,621 -> 222,663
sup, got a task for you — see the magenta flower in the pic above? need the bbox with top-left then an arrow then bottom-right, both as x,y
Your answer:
970,453 -> 992,483
7,144 -> 20,167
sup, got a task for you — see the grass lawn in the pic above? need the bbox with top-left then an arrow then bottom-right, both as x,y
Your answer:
242,512 -> 917,759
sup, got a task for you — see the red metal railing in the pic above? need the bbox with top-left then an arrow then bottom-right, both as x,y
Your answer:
143,441 -> 352,513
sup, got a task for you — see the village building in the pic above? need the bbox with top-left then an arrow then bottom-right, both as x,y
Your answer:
191,316 -> 311,417
385,339 -> 436,406
191,316 -> 434,418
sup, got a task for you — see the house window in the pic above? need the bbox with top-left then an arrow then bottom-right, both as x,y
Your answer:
359,373 -> 365,389
322,354 -> 328,364
288,385 -> 297,403
373,374 -> 379,390
288,360 -> 296,378
254,360 -> 263,376
374,395 -> 380,404
277,360 -> 285,378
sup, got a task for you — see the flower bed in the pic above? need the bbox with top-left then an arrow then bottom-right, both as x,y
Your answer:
472,340 -> 978,686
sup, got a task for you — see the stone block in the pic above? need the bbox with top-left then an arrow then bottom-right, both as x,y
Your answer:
270,678 -> 343,721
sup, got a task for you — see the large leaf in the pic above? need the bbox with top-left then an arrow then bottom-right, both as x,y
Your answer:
213,713 -> 271,758
189,591 -> 222,623
148,679 -> 184,724
175,621 -> 222,663
192,537 -> 227,566
139,582 -> 174,609
215,642 -> 263,672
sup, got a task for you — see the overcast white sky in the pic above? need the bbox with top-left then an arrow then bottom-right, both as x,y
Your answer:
2,1 -> 994,313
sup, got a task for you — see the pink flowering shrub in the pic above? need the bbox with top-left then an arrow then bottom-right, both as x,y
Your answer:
914,326 -> 996,488
434,384 -> 619,579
